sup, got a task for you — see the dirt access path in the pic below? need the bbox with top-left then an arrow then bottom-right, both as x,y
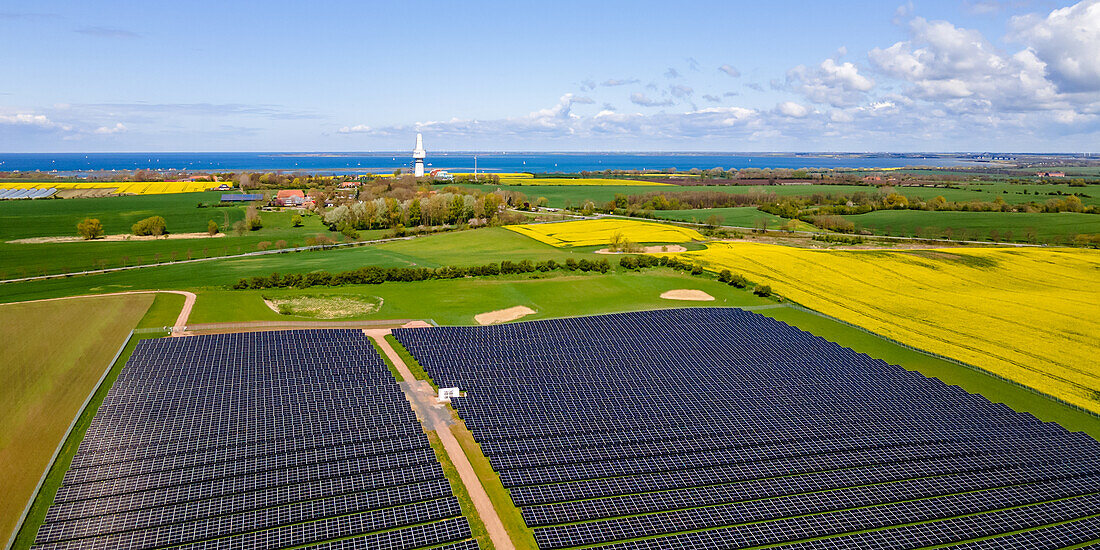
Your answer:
365,329 -> 515,550
1,290 -> 197,332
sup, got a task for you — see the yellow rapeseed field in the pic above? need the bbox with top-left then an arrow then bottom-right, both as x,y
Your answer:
0,181 -> 214,195
507,219 -> 704,247
498,177 -> 670,186
677,242 -> 1100,413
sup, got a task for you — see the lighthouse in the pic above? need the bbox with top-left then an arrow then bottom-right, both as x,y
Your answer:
413,133 -> 426,177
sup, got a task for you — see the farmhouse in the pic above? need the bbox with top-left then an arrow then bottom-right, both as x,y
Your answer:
275,189 -> 306,206
1037,171 -> 1066,178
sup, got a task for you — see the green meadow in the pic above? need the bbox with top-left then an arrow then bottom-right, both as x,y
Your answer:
842,210 -> 1100,242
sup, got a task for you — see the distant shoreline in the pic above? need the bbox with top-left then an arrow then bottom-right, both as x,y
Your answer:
0,151 -> 1018,175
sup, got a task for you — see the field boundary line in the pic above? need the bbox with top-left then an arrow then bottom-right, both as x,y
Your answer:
176,319 -> 418,333
5,329 -> 134,550
595,212 -> 1046,247
778,302 -> 1100,420
0,235 -> 419,284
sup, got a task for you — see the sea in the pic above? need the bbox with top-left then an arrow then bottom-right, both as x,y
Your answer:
0,152 -> 978,175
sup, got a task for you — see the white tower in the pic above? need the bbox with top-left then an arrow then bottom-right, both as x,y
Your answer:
413,133 -> 426,177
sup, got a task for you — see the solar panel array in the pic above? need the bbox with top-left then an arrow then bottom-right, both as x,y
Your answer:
33,329 -> 479,550
0,187 -> 58,199
392,308 -> 1100,549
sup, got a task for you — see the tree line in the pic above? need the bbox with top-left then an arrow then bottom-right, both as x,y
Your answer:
232,258 -> 613,290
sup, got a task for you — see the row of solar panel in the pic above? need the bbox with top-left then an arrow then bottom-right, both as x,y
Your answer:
37,478 -> 454,545
477,410 -> 1032,457
594,493 -> 1100,550
468,404 -> 1020,445
484,421 -> 1064,472
522,456 -> 1100,527
532,473 -> 1100,548
0,187 -> 57,199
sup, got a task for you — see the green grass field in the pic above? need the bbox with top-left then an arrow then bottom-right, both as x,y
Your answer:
843,210 -> 1100,242
647,206 -> 786,228
1,294 -> 153,546
0,191 -> 246,239
443,182 -> 1100,208
0,228 -> 590,304
0,209 -> 361,279
189,270 -> 773,325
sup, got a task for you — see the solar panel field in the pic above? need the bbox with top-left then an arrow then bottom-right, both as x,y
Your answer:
393,309 -> 1100,549
29,329 -> 480,550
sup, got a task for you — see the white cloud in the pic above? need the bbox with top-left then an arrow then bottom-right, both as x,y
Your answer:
630,92 -> 674,107
670,84 -> 693,98
664,67 -> 681,79
601,78 -> 638,87
718,64 -> 740,78
775,101 -> 810,117
787,58 -> 875,107
94,122 -> 126,134
338,124 -> 372,133
1009,1 -> 1100,93
0,112 -> 71,131
866,15 -> 1076,113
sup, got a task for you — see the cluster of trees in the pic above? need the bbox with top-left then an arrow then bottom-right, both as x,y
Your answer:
77,218 -> 104,240
131,216 -> 167,236
753,190 -> 1096,233
610,190 -> 777,212
320,191 -> 518,235
812,234 -> 866,245
232,258 -> 613,290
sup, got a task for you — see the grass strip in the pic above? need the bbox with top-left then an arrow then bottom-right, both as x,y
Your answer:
386,335 -> 436,388
449,414 -> 539,550
426,430 -> 494,550
371,338 -> 403,382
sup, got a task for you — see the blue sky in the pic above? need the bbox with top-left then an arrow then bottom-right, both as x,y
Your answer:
1,0 -> 1098,152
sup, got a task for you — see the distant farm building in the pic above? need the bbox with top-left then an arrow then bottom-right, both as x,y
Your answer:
1037,171 -> 1066,178
431,169 -> 454,182
275,189 -> 307,207
221,193 -> 263,202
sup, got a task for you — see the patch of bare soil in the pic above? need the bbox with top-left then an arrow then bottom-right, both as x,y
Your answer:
10,232 -> 225,244
474,305 -> 536,325
595,244 -> 687,254
55,188 -> 118,199
660,289 -> 715,301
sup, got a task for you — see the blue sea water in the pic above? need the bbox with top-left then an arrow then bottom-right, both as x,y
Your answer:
0,152 -> 974,174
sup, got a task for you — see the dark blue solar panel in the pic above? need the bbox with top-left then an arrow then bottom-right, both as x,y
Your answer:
392,308 -> 1100,549
31,329 -> 479,550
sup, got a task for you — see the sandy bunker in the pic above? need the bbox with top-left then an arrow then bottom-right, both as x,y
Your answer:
475,306 -> 536,325
660,289 -> 715,301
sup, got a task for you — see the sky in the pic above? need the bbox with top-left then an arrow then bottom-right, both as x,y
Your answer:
1,0 -> 1099,152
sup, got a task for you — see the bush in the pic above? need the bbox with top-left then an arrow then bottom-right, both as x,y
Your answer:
753,284 -> 772,297
132,216 -> 167,236
246,206 -> 263,231
729,274 -> 749,288
207,220 -> 219,235
717,269 -> 732,283
291,214 -> 303,227
77,218 -> 104,240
